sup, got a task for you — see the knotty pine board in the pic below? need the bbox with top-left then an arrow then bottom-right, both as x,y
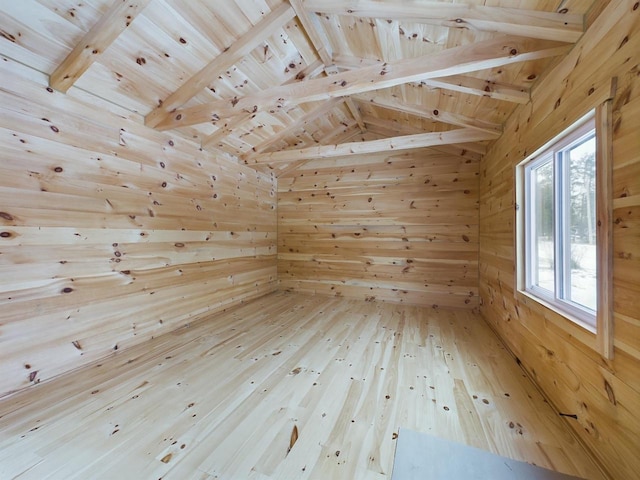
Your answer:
0,292 -> 603,479
478,2 -> 640,479
0,54 -> 277,399
278,150 -> 479,308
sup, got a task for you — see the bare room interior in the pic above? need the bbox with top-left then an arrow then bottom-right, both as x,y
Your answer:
0,1 -> 638,479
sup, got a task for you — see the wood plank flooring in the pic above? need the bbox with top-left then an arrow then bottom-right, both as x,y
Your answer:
0,292 -> 604,480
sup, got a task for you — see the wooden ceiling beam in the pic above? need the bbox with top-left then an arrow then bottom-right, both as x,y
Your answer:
200,59 -> 326,150
421,75 -> 530,104
273,122 -> 363,176
333,55 -> 530,104
289,0 -> 334,66
49,0 -> 152,93
201,112 -> 256,150
290,0 -> 365,133
155,35 -> 570,130
355,93 -> 502,135
145,3 -> 296,128
363,117 -> 487,156
245,98 -> 345,157
250,128 -> 497,164
323,120 -> 363,144
302,0 -> 584,43
344,97 -> 366,132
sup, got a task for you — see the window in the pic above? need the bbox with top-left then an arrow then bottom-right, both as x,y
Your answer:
523,117 -> 597,328
515,100 -> 613,359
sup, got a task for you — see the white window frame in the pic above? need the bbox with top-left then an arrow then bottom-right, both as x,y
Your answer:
523,118 -> 596,328
515,100 -> 613,359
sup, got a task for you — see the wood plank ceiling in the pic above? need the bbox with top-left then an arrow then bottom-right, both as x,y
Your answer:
1,0 -> 598,174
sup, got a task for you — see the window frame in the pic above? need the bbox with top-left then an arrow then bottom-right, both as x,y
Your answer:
515,100 -> 614,359
523,118 -> 597,329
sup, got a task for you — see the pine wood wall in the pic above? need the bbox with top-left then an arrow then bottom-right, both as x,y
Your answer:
278,150 -> 479,308
479,2 -> 640,478
0,57 -> 277,399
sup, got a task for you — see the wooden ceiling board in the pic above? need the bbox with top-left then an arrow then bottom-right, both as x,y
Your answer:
0,0 -> 601,171
284,17 -> 324,65
163,0 -> 237,48
74,22 -> 199,115
0,1 -> 85,73
175,22 -> 313,125
241,100 -> 350,155
34,0 -> 108,32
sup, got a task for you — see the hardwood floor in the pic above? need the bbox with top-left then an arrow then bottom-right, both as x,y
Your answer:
0,292 -> 603,479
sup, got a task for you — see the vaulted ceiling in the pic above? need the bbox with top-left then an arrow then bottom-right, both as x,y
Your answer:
1,0 -> 601,174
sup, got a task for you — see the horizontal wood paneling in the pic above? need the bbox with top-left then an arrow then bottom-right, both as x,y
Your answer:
0,56 -> 277,398
478,2 -> 640,479
278,151 -> 479,308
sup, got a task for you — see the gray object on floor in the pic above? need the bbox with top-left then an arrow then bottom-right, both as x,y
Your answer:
391,428 -> 585,480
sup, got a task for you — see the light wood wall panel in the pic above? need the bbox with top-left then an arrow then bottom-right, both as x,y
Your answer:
278,151 -> 479,308
478,2 -> 640,479
0,56 -> 277,399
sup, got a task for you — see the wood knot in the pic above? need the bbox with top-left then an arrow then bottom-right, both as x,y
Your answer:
604,379 -> 617,405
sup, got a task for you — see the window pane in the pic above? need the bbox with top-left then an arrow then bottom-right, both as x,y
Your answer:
532,159 -> 554,292
566,134 -> 597,311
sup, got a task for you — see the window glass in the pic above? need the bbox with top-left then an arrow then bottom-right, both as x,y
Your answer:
532,159 -> 554,293
565,134 -> 597,311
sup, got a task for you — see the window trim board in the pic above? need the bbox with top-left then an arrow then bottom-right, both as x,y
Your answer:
514,85 -> 615,359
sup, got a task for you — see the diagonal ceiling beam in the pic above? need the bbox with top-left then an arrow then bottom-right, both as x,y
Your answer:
145,3 -> 296,128
420,75 -> 530,104
289,0 -> 334,66
355,93 -> 502,135
50,0 -> 152,93
245,97 -> 345,157
344,97 -> 366,132
200,59 -> 325,150
323,120 -> 363,145
289,0 -> 365,133
273,122 -> 364,176
333,55 -> 530,104
155,35 -> 571,130
302,0 -> 584,43
250,128 -> 497,164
